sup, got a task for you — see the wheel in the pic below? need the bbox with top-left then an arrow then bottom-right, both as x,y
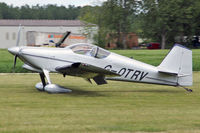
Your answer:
188,89 -> 193,92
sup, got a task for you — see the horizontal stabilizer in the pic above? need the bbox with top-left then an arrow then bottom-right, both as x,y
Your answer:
158,68 -> 178,75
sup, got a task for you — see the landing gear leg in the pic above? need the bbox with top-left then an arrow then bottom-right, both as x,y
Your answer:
39,73 -> 46,90
35,70 -> 51,92
43,69 -> 51,84
41,69 -> 72,93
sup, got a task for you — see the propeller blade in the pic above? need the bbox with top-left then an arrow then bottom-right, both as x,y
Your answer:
13,55 -> 18,73
16,24 -> 21,46
56,31 -> 71,47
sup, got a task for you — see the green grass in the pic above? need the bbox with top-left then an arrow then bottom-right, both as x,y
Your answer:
1,48 -> 200,72
111,49 -> 200,71
0,49 -> 27,73
0,72 -> 199,133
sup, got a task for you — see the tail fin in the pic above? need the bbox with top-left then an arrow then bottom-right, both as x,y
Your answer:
157,44 -> 192,86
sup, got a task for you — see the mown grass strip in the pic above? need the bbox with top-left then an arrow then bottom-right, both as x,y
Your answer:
0,72 -> 199,132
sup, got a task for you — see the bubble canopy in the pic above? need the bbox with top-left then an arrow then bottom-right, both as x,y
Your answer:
67,43 -> 110,59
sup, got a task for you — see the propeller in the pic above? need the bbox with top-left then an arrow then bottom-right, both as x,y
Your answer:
12,25 -> 21,72
55,31 -> 71,47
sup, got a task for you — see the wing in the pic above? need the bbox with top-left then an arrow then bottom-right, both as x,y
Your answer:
55,62 -> 120,85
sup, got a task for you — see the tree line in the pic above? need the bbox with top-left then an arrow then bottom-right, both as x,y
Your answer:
80,0 -> 200,49
0,0 -> 200,49
0,3 -> 81,19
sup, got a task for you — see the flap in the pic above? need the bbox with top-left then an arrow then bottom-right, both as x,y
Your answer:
93,75 -> 107,85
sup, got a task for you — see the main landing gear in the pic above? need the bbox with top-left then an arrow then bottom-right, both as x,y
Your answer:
35,69 -> 72,93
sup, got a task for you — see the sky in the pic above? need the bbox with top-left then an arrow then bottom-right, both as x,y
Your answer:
0,0 -> 107,7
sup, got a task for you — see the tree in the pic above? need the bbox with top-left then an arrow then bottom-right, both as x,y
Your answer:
101,0 -> 137,48
139,0 -> 200,49
0,3 -> 20,19
20,5 -> 34,19
79,5 -> 107,47
0,3 -> 81,20
79,0 -> 138,49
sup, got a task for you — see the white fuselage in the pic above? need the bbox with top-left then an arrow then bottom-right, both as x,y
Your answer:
17,46 -> 178,86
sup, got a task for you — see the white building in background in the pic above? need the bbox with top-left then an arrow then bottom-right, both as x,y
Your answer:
0,19 -> 97,48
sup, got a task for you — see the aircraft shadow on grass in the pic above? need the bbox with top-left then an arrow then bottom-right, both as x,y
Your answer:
39,86 -> 183,96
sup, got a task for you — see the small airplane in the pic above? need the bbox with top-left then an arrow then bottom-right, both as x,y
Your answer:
8,30 -> 193,93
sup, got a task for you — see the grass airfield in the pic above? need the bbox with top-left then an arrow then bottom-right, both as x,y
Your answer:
0,72 -> 199,133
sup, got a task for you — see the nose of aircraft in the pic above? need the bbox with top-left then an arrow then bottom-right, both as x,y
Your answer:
8,47 -> 20,55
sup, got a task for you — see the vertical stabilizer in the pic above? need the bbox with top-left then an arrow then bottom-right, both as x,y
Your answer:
157,44 -> 192,86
